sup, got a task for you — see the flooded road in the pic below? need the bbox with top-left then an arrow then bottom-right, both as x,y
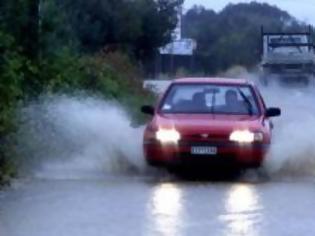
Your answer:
1,177 -> 315,236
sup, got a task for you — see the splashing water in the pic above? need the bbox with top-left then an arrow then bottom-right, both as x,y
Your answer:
16,95 -> 147,179
231,68 -> 315,177
14,76 -> 315,181
261,86 -> 315,177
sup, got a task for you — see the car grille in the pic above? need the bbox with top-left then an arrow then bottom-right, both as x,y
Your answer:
181,133 -> 229,142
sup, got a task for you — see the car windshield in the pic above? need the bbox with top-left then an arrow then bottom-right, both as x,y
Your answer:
160,83 -> 260,115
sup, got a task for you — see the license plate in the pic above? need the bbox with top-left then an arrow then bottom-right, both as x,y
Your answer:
191,146 -> 217,155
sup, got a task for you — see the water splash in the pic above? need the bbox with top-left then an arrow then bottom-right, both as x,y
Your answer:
262,86 -> 315,177
16,95 -> 147,179
14,76 -> 315,180
229,68 -> 315,177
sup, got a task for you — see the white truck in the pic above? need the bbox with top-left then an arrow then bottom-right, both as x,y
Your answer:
260,26 -> 315,85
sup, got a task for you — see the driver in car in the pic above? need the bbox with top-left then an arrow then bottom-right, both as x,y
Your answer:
224,90 -> 247,113
191,92 -> 206,112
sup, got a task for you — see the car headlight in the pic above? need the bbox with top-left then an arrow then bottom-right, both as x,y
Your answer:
156,129 -> 181,143
229,130 -> 263,143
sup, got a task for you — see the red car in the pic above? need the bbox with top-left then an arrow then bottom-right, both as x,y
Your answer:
141,78 -> 281,171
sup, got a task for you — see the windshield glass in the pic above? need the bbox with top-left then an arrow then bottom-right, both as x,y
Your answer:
160,83 -> 260,115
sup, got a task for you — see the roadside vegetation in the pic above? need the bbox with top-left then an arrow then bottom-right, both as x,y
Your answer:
0,0 -> 183,184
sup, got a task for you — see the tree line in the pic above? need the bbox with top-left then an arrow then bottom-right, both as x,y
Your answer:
0,0 -> 183,183
182,2 -> 314,74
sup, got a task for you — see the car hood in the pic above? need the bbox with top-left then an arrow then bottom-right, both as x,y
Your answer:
154,113 -> 263,134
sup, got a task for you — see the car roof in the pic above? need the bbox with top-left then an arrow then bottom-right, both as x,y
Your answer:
173,77 -> 252,86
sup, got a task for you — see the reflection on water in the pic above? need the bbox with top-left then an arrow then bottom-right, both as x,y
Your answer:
220,184 -> 262,236
146,183 -> 184,236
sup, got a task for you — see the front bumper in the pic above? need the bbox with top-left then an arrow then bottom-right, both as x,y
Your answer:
144,140 -> 268,169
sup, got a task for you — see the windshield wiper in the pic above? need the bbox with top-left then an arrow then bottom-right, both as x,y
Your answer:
237,88 -> 253,115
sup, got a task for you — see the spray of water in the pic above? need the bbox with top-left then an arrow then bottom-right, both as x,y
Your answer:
15,70 -> 315,180
262,86 -> 315,176
16,95 -> 147,179
225,67 -> 315,177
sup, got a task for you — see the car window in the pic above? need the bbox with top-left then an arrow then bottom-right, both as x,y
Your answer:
160,83 -> 260,115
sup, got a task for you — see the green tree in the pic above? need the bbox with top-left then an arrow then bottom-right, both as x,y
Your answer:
0,0 -> 179,183
183,2 -> 312,74
1,0 -> 40,60
56,0 -> 183,60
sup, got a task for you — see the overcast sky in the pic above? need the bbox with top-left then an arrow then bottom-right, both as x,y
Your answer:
184,0 -> 315,24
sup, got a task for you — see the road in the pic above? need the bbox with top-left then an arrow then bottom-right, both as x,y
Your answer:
1,175 -> 315,236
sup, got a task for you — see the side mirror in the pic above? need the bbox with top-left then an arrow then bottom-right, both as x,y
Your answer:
265,107 -> 281,118
141,105 -> 155,115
